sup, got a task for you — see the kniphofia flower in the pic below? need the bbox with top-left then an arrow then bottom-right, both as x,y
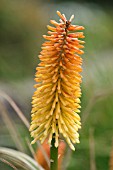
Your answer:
30,11 -> 85,150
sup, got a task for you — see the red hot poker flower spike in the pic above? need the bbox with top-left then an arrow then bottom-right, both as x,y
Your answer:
29,11 -> 85,151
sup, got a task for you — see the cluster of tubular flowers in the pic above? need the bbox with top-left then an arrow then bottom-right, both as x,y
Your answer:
29,11 -> 85,150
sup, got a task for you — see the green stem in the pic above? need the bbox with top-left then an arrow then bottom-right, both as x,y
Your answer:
50,137 -> 58,170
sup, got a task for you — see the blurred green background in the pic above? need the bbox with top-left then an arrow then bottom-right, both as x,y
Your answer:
0,0 -> 113,169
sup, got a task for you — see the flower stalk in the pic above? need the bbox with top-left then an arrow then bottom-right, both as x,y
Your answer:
30,10 -> 85,169
50,136 -> 58,170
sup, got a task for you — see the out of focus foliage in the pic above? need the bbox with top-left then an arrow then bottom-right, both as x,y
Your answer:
54,0 -> 113,6
0,0 -> 113,170
0,0 -> 46,79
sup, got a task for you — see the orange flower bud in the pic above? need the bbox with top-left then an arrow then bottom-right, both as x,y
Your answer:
35,139 -> 66,170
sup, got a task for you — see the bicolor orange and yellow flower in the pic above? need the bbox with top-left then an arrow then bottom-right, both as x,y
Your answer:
29,11 -> 85,150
